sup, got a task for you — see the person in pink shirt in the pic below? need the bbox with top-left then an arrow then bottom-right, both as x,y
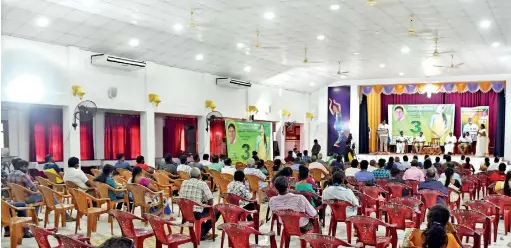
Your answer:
402,160 -> 425,182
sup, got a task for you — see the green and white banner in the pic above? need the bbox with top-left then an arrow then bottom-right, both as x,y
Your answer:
225,120 -> 272,163
461,106 -> 489,141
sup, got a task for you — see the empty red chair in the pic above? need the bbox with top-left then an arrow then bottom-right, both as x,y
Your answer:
174,198 -> 216,245
109,210 -> 154,248
461,178 -> 478,201
380,203 -> 421,230
300,233 -> 361,248
356,192 -> 382,219
376,179 -> 389,189
145,213 -> 198,248
53,233 -> 94,248
347,215 -> 397,248
475,172 -> 489,197
465,200 -> 500,243
261,187 -> 281,234
453,224 -> 481,248
324,200 -> 356,243
218,223 -> 277,248
275,210 -> 320,248
215,203 -> 260,248
386,183 -> 410,199
405,180 -> 420,196
451,209 -> 491,248
25,224 -> 91,248
484,195 -> 511,234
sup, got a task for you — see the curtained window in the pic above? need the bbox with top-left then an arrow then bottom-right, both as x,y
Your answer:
29,107 -> 63,162
209,119 -> 226,156
104,113 -> 140,160
163,117 -> 197,156
80,119 -> 94,160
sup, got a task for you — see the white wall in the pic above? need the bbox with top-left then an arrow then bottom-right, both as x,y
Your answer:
1,36 -> 311,163
311,74 -> 511,160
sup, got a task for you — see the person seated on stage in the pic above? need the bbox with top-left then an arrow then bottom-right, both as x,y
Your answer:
457,132 -> 472,155
395,131 -> 407,154
403,160 -> 425,182
462,157 -> 475,174
373,158 -> 390,179
345,159 -> 360,177
489,163 -> 507,183
488,157 -> 500,171
444,132 -> 457,155
398,155 -> 411,171
413,132 -> 426,153
355,160 -> 375,185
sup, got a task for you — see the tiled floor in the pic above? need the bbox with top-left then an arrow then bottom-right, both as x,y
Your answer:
3,191 -> 511,248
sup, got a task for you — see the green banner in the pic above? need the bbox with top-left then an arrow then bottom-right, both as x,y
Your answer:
225,120 -> 272,163
461,106 -> 489,141
388,104 -> 455,144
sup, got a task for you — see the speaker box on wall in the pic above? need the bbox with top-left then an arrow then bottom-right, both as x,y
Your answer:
184,124 -> 197,154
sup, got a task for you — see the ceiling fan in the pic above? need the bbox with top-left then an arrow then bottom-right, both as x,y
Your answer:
254,29 -> 279,50
366,0 -> 377,6
431,36 -> 454,57
407,15 -> 431,37
302,47 -> 323,64
336,61 -> 349,77
188,8 -> 212,30
433,54 -> 464,69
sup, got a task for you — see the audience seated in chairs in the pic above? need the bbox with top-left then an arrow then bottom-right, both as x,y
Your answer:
418,168 -> 448,205
322,171 -> 360,217
114,153 -> 132,172
227,171 -> 257,220
63,157 -> 93,191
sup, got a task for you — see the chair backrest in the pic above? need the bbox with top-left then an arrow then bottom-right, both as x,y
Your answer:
152,173 -> 169,185
464,200 -> 499,217
218,223 -> 260,248
7,183 -> 30,202
431,138 -> 440,147
25,224 -> 54,248
309,169 -> 323,183
345,176 -> 356,185
146,213 -> 175,244
175,198 -> 202,222
300,233 -> 356,248
1,200 -> 14,226
44,171 -> 62,184
290,190 -> 318,202
386,183 -> 410,199
69,189 -> 90,213
361,186 -> 386,200
91,169 -> 101,177
376,179 -> 389,189
54,233 -> 94,248
419,189 -> 447,209
65,181 -> 80,189
274,210 -> 310,236
484,194 -> 511,214
178,171 -> 190,180
216,177 -> 230,194
223,193 -> 246,206
389,197 -> 422,209
94,182 -> 111,199
461,178 -> 477,191
380,203 -> 414,229
120,170 -> 132,181
109,209 -> 139,238
348,215 -> 387,246
451,224 -> 480,247
209,170 -> 221,181
85,174 -> 95,181
261,187 -> 278,199
222,173 -> 234,181
126,184 -> 148,207
245,175 -> 262,192
173,179 -> 184,191
404,180 -> 420,195
325,200 -> 354,222
35,176 -> 51,187
38,185 -> 57,209
451,209 -> 488,229
156,170 -> 170,177
215,203 -> 251,223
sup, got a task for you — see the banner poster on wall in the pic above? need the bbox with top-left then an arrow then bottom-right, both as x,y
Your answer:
225,120 -> 272,164
327,86 -> 351,156
461,106 -> 489,141
388,104 -> 455,144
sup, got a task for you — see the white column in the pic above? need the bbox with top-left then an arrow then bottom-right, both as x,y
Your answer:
198,115 -> 210,156
277,111 -> 285,157
18,108 -> 29,160
7,109 -> 19,156
301,120 -> 309,153
350,86 -> 360,154
140,110 -> 155,167
155,116 -> 164,158
63,106 -> 80,164
309,88 -> 328,158
94,111 -> 105,160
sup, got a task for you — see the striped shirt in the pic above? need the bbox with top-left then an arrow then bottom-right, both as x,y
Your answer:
269,193 -> 317,227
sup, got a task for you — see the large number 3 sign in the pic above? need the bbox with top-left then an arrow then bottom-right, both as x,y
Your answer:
409,121 -> 421,133
241,144 -> 251,160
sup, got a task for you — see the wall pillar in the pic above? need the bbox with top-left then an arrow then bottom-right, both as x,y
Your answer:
93,110 -> 105,160
350,86 -> 360,154
505,81 -> 511,161
155,116 -> 164,158
198,115 -> 210,156
140,111 -> 155,167
63,106 -> 80,165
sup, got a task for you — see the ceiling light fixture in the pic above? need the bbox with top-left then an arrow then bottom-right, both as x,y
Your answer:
353,52 -> 360,55
237,43 -> 245,48
330,4 -> 340,10
480,20 -> 491,28
309,82 -> 316,86
340,75 -> 347,79
195,54 -> 204,60
173,23 -> 184,31
244,66 -> 252,72
399,72 -> 404,76
35,17 -> 50,27
492,42 -> 500,47
401,46 -> 410,53
379,63 -> 386,68
128,38 -> 139,47
317,35 -> 325,40
131,20 -> 138,25
82,0 -> 94,5
263,12 -> 275,20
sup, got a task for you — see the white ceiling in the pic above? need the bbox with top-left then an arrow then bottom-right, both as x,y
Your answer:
2,0 -> 511,93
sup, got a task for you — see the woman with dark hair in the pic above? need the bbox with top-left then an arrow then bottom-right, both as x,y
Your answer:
476,123 -> 488,157
272,167 -> 293,184
385,157 -> 395,170
257,160 -> 268,175
403,205 -> 461,247
131,166 -> 158,192
461,157 -> 475,174
273,159 -> 282,172
295,166 -> 320,207
480,157 -> 490,172
438,167 -> 460,204
94,164 -> 131,209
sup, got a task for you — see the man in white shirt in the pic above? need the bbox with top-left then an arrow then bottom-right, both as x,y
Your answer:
63,157 -> 92,190
487,157 -> 501,171
308,156 -> 329,176
322,171 -> 360,217
200,154 -> 212,167
177,156 -> 192,174
444,132 -> 457,155
243,159 -> 268,188
345,159 -> 360,177
220,158 -> 236,175
463,117 -> 479,142
395,131 -> 407,154
377,120 -> 390,152
413,132 -> 426,153
457,132 -> 472,155
368,160 -> 377,172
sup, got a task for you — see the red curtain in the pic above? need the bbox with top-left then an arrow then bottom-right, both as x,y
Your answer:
104,114 -> 140,160
209,119 -> 226,156
381,91 -> 498,139
80,119 -> 94,160
29,107 -> 63,162
163,117 -> 197,156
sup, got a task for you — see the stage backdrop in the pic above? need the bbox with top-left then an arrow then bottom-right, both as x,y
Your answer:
461,106 -> 489,141
225,120 -> 272,163
388,104 -> 455,144
328,86 -> 351,155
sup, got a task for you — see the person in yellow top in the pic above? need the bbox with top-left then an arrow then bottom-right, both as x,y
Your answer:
494,171 -> 511,195
402,205 -> 461,248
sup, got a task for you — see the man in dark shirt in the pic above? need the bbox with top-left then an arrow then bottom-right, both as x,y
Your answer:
330,155 -> 344,171
311,139 -> 321,157
162,153 -> 178,176
43,154 -> 61,172
418,168 -> 448,205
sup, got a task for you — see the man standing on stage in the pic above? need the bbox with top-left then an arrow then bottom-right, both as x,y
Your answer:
377,120 -> 389,152
444,132 -> 457,155
413,132 -> 426,154
458,132 -> 472,155
396,131 -> 406,154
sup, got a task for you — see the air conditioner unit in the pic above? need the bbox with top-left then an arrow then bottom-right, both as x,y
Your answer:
91,54 -> 146,70
216,78 -> 252,88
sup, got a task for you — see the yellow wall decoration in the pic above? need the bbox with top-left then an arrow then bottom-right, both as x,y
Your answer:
72,85 -> 85,100
205,100 -> 216,111
148,94 -> 161,106
248,105 -> 258,114
306,112 -> 314,121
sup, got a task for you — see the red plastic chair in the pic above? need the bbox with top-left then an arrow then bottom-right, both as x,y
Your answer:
347,215 -> 397,248
461,178 -> 478,201
418,189 -> 448,209
215,203 -> 259,248
53,233 -> 94,248
261,187 -> 281,234
464,200 -> 500,243
376,179 -> 389,189
453,224 -> 481,248
475,173 -> 489,197
174,198 -> 216,245
379,203 -> 421,230
145,213 -> 198,248
386,183 -> 410,199
275,210 -> 320,248
222,193 -> 260,212
404,180 -> 420,196
345,176 -> 356,186
487,182 -> 497,195
356,192 -> 382,219
217,223 -> 277,248
109,210 -> 154,248
484,195 -> 511,235
290,190 -> 325,226
25,224 -> 91,248
324,200 -> 356,243
300,233 -> 361,248
451,209 -> 491,248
